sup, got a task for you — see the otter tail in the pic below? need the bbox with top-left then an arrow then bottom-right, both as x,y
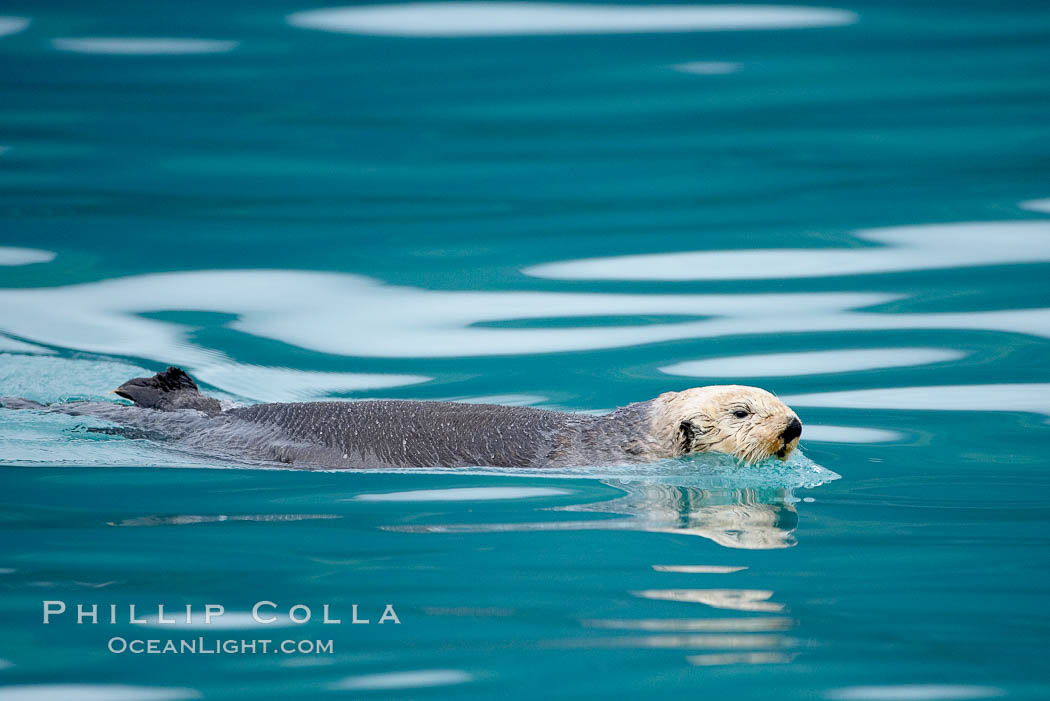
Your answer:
0,396 -> 47,410
114,367 -> 222,415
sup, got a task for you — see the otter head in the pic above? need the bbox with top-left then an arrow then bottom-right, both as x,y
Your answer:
659,385 -> 802,465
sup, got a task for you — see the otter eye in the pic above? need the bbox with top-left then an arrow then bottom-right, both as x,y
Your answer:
732,410 -> 749,419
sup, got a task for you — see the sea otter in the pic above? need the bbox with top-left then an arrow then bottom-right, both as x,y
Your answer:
1,367 -> 802,469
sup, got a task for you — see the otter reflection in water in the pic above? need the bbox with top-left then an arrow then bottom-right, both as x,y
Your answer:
572,484 -> 799,550
386,483 -> 802,550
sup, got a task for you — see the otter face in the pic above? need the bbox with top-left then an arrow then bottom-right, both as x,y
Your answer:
662,385 -> 802,465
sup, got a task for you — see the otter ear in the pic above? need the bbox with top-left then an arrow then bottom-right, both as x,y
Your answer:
675,420 -> 697,456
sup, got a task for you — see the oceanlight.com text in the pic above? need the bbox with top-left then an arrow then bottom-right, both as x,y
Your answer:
107,637 -> 335,655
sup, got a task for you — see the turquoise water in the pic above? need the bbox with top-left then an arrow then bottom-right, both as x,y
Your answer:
2,0 -> 1050,698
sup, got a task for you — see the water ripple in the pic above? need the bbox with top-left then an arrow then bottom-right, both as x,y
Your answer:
332,669 -> 474,690
632,588 -> 785,612
688,651 -> 795,666
661,348 -> 964,378
287,3 -> 857,37
673,61 -> 742,74
524,219 -> 1050,280
7,269 -> 1050,367
0,686 -> 199,701
786,384 -> 1050,417
0,248 -> 55,266
352,486 -> 571,501
582,617 -> 792,632
0,17 -> 29,38
50,38 -> 238,55
825,686 -> 1006,701
1021,198 -> 1050,214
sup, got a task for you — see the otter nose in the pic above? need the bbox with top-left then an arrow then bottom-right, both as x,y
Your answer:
781,417 -> 802,443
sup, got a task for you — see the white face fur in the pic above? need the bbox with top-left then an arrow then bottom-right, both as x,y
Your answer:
656,385 -> 802,465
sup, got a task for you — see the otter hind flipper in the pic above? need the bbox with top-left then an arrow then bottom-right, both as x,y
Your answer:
115,367 -> 222,415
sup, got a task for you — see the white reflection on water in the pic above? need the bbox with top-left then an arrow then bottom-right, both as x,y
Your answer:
353,486 -> 570,501
688,651 -> 795,665
453,393 -> 547,406
673,61 -> 742,74
136,612 -> 295,629
802,425 -> 904,444
0,247 -> 55,266
0,17 -> 29,37
7,270 -> 1050,367
287,3 -> 857,37
825,686 -> 1006,701
1020,198 -> 1050,214
0,686 -> 199,701
0,270 -> 893,361
0,337 -> 54,354
582,617 -> 792,632
50,38 -> 238,55
524,220 -> 1050,280
189,364 -> 429,403
0,353 -> 426,405
785,384 -> 1050,417
651,565 -> 745,573
661,348 -> 964,378
110,514 -> 342,527
332,670 -> 473,690
0,355 -> 149,402
573,633 -> 791,649
632,588 -> 784,612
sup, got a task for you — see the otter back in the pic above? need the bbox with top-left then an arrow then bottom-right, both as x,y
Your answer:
227,400 -> 577,468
